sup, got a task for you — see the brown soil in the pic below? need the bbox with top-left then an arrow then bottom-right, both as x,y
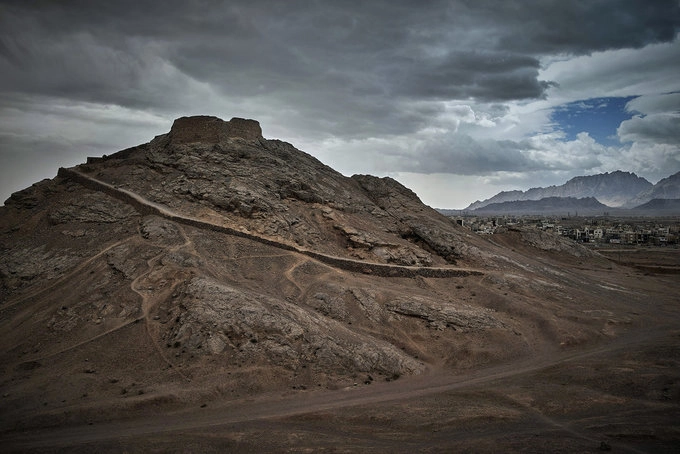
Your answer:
2,234 -> 679,453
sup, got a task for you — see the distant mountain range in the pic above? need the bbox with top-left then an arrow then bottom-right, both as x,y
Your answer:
457,171 -> 680,216
471,197 -> 609,216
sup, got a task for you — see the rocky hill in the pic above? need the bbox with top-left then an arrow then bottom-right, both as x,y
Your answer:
3,116 -> 677,451
0,115 -> 517,404
466,171 -> 653,210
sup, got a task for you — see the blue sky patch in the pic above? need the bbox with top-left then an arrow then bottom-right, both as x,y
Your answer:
551,96 -> 638,146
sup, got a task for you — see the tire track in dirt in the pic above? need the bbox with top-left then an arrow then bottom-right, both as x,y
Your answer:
18,315 -> 145,363
4,324 -> 673,451
1,236 -> 137,312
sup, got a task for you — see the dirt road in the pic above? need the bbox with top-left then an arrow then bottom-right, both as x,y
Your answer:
4,321 -> 676,452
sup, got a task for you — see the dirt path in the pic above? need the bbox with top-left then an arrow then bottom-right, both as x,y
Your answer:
17,315 -> 145,364
282,256 -> 311,300
4,321 -> 672,451
129,222 -> 202,383
130,251 -> 188,380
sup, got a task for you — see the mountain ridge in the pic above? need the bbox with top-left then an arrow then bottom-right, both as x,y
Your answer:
627,171 -> 680,208
463,170 -> 680,213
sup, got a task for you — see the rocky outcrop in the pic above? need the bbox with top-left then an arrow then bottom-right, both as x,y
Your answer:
386,296 -> 504,332
352,174 -> 465,264
57,112 -> 484,269
0,245 -> 81,290
3,180 -> 52,209
47,193 -> 138,224
167,277 -> 424,375
169,116 -> 262,144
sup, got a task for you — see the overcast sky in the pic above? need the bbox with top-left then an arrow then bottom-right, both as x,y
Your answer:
1,0 -> 679,208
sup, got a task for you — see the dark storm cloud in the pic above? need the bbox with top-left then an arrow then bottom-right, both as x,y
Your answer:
2,0 -> 677,131
461,0 -> 680,55
385,51 -> 555,101
618,113 -> 680,145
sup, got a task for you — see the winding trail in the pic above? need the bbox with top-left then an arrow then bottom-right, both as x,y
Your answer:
129,221 -> 203,382
11,219 -> 199,375
282,256 -> 310,301
58,167 -> 483,279
129,251 -> 190,382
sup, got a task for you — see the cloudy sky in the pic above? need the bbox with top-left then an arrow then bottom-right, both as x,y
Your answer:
1,0 -> 679,208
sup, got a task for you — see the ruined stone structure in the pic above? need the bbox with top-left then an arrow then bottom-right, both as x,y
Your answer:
169,116 -> 262,144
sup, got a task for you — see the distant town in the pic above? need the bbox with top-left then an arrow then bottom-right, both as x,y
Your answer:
451,214 -> 680,246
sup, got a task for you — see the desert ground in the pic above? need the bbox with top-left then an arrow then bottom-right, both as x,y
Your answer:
2,235 -> 679,453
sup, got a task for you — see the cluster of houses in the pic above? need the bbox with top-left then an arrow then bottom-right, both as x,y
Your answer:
543,222 -> 677,245
454,216 -> 679,246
